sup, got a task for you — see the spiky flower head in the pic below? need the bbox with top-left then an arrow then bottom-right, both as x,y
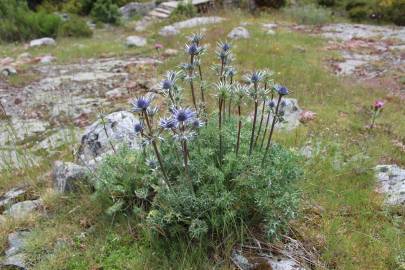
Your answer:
276,85 -> 289,96
226,66 -> 237,79
172,107 -> 196,123
146,106 -> 158,117
160,117 -> 178,130
160,71 -> 180,91
134,122 -> 144,133
146,157 -> 158,170
154,43 -> 164,50
218,41 -> 231,52
132,94 -> 154,112
244,71 -> 264,85
268,100 -> 276,108
190,118 -> 204,129
185,43 -> 202,56
188,32 -> 204,45
374,100 -> 384,110
214,81 -> 232,99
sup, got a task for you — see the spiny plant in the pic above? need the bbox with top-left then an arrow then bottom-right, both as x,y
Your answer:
95,34 -> 300,247
369,99 -> 384,130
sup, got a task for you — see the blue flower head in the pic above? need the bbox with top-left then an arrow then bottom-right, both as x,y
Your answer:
172,107 -> 195,123
160,117 -> 178,130
162,79 -> 172,90
276,85 -> 289,96
190,118 -> 204,129
132,95 -> 152,112
134,122 -> 144,133
222,43 -> 231,52
268,100 -> 275,108
187,43 -> 198,55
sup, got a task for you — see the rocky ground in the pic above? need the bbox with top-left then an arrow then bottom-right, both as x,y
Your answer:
0,16 -> 404,269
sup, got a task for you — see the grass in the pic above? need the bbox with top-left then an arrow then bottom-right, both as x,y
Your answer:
0,8 -> 404,270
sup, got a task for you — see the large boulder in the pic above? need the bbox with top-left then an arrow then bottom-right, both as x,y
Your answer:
375,165 -> 405,205
119,1 -> 156,19
77,111 -> 140,167
53,161 -> 88,193
4,199 -> 42,219
228,26 -> 250,39
29,37 -> 56,47
0,187 -> 26,211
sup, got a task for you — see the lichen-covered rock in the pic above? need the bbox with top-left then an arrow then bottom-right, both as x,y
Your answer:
1,66 -> 17,76
77,111 -> 141,167
126,36 -> 147,47
159,25 -> 180,37
0,187 -> 26,210
1,231 -> 30,269
228,26 -> 250,39
53,161 -> 88,193
119,1 -> 156,19
4,199 -> 42,219
375,165 -> 405,205
29,37 -> 56,47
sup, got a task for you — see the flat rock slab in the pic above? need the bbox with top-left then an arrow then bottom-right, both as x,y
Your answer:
4,199 -> 42,219
159,16 -> 224,36
228,26 -> 250,39
126,36 -> 147,47
53,161 -> 88,193
375,165 -> 405,206
0,187 -> 26,210
1,231 -> 30,269
29,37 -> 56,47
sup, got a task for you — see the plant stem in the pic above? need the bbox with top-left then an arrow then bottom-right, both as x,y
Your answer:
254,99 -> 266,147
249,83 -> 258,156
218,97 -> 223,165
189,55 -> 197,111
260,109 -> 271,150
144,113 -> 169,185
262,95 -> 282,164
99,112 -> 116,154
370,110 -> 378,130
198,64 -> 205,103
236,104 -> 242,156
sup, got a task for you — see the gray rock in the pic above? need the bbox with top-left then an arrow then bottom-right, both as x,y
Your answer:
77,111 -> 141,167
0,118 -> 49,145
105,88 -> 128,100
2,253 -> 27,269
159,25 -> 180,37
228,26 -> 250,39
120,1 -> 156,19
231,250 -> 253,270
29,37 -> 56,47
4,199 -> 42,219
5,231 -> 30,256
1,66 -> 17,76
267,256 -> 305,270
53,161 -> 88,193
171,16 -> 224,29
126,36 -> 147,47
0,187 -> 26,209
38,55 -> 55,64
34,128 -> 80,151
375,165 -> 405,205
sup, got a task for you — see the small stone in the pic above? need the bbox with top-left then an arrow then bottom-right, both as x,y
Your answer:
1,66 -> 17,76
299,110 -> 316,123
53,161 -> 88,193
37,55 -> 56,64
375,165 -> 405,205
159,25 -> 180,37
6,231 -> 30,256
126,36 -> 147,47
29,37 -> 56,47
162,48 -> 179,57
231,250 -> 253,270
4,199 -> 42,219
2,253 -> 27,269
228,26 -> 250,39
0,187 -> 27,209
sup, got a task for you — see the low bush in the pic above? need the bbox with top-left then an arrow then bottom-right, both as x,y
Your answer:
0,0 -> 62,42
283,4 -> 332,25
254,0 -> 286,8
170,1 -> 197,20
90,0 -> 121,24
94,34 -> 302,252
58,16 -> 93,38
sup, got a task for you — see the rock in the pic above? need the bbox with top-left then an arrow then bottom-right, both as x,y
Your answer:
228,26 -> 250,39
170,17 -> 224,29
2,253 -> 27,269
0,57 -> 14,65
231,250 -> 253,270
5,231 -> 30,256
1,66 -> 17,76
267,29 -> 276,35
105,88 -> 128,100
53,161 -> 88,193
119,1 -> 155,19
0,187 -> 27,210
126,36 -> 147,47
77,111 -> 141,167
375,165 -> 405,205
17,53 -> 32,62
37,55 -> 56,64
0,118 -> 49,145
163,48 -> 179,57
4,199 -> 42,219
29,37 -> 56,47
267,256 -> 305,270
299,110 -> 316,123
159,25 -> 180,37
0,149 -> 40,170
276,98 -> 302,131
34,128 -> 80,152
263,23 -> 278,30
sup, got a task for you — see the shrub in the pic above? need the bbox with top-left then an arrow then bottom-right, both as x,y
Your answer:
90,0 -> 121,24
318,0 -> 335,6
170,1 -> 197,20
94,34 -> 302,249
283,4 -> 332,25
254,0 -> 286,8
58,16 -> 93,37
0,0 -> 61,42
383,0 -> 405,26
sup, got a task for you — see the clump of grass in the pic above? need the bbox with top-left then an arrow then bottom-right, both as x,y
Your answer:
283,4 -> 333,25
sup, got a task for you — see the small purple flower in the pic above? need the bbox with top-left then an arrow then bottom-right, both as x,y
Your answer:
134,122 -> 144,133
160,117 -> 178,129
276,85 -> 289,96
132,95 -> 152,112
268,100 -> 275,108
190,118 -> 204,129
222,43 -> 230,52
172,107 -> 195,123
162,79 -> 172,90
187,43 -> 198,55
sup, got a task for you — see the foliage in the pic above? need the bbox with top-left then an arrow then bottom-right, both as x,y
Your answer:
254,0 -> 286,8
58,16 -> 93,38
318,0 -> 335,6
170,1 -> 197,20
90,0 -> 121,24
0,0 -> 62,42
283,4 -> 332,25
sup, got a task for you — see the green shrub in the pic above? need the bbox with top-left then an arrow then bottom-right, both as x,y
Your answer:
58,16 -> 93,37
170,1 -> 197,20
383,0 -> 405,26
283,4 -> 332,25
0,0 -> 61,42
254,0 -> 286,8
90,0 -> 121,24
318,0 -> 335,6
